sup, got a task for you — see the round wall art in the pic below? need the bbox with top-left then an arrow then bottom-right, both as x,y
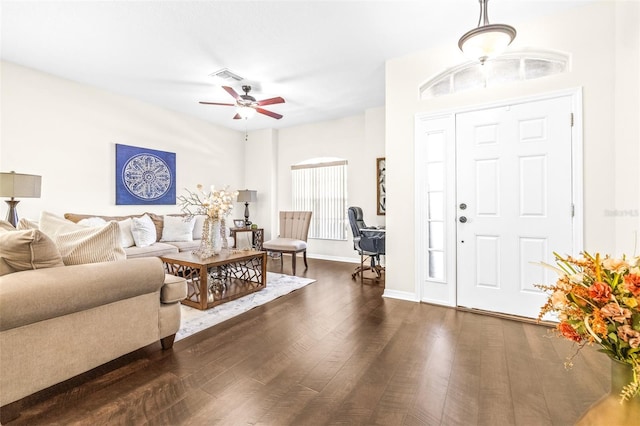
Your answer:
116,144 -> 176,205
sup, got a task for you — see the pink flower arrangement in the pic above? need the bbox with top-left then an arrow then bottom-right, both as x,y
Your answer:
537,252 -> 640,402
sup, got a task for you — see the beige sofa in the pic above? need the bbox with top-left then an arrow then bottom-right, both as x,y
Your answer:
0,256 -> 186,415
0,215 -> 189,419
64,212 -> 233,258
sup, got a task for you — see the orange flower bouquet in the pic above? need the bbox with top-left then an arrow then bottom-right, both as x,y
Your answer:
537,252 -> 640,402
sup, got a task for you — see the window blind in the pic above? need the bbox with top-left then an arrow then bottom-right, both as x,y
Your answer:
291,160 -> 347,240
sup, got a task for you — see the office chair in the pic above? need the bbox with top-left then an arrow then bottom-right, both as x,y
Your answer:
347,206 -> 385,284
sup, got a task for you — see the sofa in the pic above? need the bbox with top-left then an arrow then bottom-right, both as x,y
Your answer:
0,217 -> 188,419
64,212 -> 234,258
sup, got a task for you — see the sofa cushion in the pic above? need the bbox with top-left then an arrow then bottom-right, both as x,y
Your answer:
0,227 -> 65,274
124,242 -> 179,259
0,257 -> 165,331
160,215 -> 195,242
263,237 -> 307,251
165,240 -> 201,252
131,214 -> 157,247
162,274 -> 188,303
39,211 -> 126,265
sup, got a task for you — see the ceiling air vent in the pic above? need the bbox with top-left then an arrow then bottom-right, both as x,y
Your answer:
209,68 -> 244,82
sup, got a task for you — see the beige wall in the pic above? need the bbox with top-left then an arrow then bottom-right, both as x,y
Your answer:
0,61 -> 245,221
385,1 -> 640,298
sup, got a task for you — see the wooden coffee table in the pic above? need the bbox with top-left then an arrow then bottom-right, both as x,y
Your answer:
160,250 -> 267,310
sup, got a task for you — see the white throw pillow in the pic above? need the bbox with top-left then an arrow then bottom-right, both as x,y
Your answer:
38,211 -> 125,265
77,217 -> 108,227
117,218 -> 136,248
192,215 -> 207,240
131,214 -> 157,247
161,215 -> 195,242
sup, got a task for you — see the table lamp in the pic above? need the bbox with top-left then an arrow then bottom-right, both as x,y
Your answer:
237,189 -> 257,226
0,171 -> 42,227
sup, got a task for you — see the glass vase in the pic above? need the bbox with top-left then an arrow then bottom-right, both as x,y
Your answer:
211,220 -> 222,254
193,216 -> 216,259
576,360 -> 640,425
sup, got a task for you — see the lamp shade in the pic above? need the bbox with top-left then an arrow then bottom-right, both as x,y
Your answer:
237,189 -> 257,203
0,172 -> 42,198
458,24 -> 516,62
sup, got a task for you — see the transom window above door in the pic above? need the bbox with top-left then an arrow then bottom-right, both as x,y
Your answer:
420,50 -> 570,99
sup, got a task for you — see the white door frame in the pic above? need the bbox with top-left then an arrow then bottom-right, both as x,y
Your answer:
414,88 -> 584,306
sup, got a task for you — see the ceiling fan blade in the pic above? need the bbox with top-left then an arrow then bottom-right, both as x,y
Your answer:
257,96 -> 285,106
223,86 -> 241,100
199,101 -> 235,106
256,107 -> 283,120
233,113 -> 242,120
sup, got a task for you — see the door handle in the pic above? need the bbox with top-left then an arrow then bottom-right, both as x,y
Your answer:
459,216 -> 467,223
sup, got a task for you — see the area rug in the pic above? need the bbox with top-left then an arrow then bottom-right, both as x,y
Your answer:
176,272 -> 315,341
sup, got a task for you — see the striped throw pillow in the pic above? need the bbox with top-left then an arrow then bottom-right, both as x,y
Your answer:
39,211 -> 126,265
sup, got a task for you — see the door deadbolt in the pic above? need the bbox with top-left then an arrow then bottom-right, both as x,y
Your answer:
459,203 -> 467,210
459,216 -> 467,223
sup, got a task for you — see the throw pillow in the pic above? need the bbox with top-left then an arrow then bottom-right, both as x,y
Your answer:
118,218 -> 136,248
77,217 -> 108,227
192,215 -> 207,240
160,215 -> 195,242
17,218 -> 39,230
131,214 -> 157,247
0,226 -> 64,274
0,220 -> 16,231
38,211 -> 126,265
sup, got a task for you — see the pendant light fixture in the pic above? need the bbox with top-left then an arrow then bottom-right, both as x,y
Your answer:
458,0 -> 516,64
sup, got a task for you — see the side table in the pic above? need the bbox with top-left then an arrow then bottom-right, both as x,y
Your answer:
229,227 -> 264,250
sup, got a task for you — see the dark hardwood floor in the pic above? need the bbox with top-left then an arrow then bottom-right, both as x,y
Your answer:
4,258 -> 609,425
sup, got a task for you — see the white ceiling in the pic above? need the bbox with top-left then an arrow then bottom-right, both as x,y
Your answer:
1,0 -> 591,132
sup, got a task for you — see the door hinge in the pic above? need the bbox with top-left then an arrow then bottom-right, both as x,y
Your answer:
571,204 -> 575,217
570,113 -> 574,127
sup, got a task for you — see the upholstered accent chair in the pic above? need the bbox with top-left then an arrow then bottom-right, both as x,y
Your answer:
263,211 -> 312,275
347,206 -> 385,283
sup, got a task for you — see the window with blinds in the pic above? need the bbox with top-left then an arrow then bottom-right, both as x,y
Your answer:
291,159 -> 348,240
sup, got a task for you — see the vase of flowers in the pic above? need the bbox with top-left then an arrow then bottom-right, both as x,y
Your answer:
537,252 -> 640,424
177,184 -> 238,258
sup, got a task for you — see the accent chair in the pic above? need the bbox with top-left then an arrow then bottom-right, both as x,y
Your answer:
262,211 -> 312,275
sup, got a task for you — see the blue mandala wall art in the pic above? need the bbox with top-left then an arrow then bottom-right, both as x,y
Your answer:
116,144 -> 176,205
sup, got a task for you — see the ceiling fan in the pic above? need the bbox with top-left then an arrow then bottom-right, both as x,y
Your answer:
199,85 -> 285,120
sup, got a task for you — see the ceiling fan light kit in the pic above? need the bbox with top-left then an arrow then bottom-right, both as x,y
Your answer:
458,0 -> 516,64
199,85 -> 285,120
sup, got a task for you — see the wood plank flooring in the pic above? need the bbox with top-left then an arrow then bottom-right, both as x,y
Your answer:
4,258 -> 609,425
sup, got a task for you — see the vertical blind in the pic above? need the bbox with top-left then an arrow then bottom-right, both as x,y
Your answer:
291,160 -> 347,240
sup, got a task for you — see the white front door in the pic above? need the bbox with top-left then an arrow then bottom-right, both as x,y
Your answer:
455,96 -> 574,318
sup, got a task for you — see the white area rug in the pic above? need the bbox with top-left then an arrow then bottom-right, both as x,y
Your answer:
176,272 -> 315,341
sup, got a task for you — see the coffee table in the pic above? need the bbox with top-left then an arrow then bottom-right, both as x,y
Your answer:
160,250 -> 267,310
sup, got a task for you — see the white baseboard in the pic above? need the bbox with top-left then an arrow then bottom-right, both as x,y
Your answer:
306,253 -> 360,264
382,289 -> 420,302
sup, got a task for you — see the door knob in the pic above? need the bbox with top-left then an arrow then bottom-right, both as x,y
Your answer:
459,216 -> 467,223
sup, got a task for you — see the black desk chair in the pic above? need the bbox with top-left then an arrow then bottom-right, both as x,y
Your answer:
347,206 -> 385,284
